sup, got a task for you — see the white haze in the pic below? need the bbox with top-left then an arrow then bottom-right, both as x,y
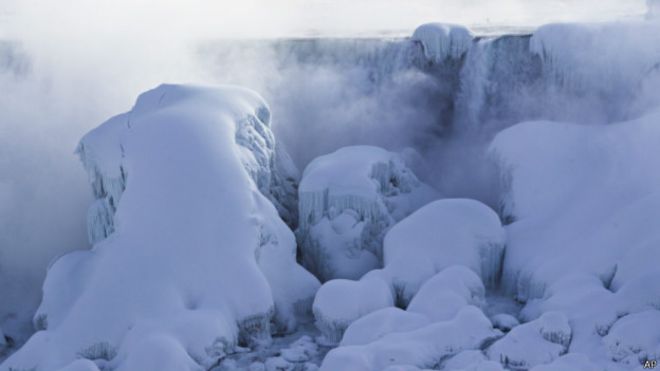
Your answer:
0,0 -> 649,342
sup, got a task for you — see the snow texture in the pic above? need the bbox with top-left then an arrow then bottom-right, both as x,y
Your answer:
339,308 -> 429,347
412,23 -> 473,63
1,84 -> 319,371
298,145 -> 437,281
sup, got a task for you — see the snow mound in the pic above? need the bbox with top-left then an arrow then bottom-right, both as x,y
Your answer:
1,84 -> 319,371
487,311 -> 571,370
407,265 -> 485,322
320,307 -> 498,371
340,307 -> 429,347
312,270 -> 393,345
491,313 -> 520,332
440,350 -> 505,371
384,199 -> 505,304
298,145 -> 437,281
491,112 -> 660,302
412,23 -> 473,63
603,310 -> 660,366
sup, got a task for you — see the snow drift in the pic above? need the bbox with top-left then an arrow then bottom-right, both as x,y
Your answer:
1,84 -> 319,371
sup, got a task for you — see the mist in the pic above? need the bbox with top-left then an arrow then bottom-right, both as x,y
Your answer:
0,0 -> 652,346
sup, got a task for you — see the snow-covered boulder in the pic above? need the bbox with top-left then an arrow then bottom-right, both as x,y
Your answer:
487,311 -> 572,369
412,23 -> 473,63
491,313 -> 520,332
384,199 -> 505,304
406,265 -> 485,322
603,310 -> 660,366
1,84 -> 319,371
312,270 -> 393,345
320,307 -> 498,371
298,145 -> 437,281
340,307 -> 429,347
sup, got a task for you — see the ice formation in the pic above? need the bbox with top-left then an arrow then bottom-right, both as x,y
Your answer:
298,145 -> 438,281
339,308 -> 429,347
1,84 -> 319,371
411,23 -> 473,63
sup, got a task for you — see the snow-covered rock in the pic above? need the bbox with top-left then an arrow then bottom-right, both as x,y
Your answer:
1,84 -> 319,371
406,265 -> 485,322
491,313 -> 520,332
603,310 -> 660,366
298,145 -> 437,281
313,270 -> 393,345
487,311 -> 571,370
320,307 -> 498,371
384,199 -> 505,304
340,307 -> 429,347
412,23 -> 473,63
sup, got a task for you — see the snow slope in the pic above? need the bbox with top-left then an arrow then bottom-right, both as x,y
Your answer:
1,84 -> 319,371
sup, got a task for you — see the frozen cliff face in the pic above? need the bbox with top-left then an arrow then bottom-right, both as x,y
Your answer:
298,145 -> 438,281
1,84 -> 319,371
412,23 -> 473,64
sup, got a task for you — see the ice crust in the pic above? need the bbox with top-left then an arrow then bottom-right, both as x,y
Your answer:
298,145 -> 438,281
412,23 -> 473,63
1,84 -> 319,371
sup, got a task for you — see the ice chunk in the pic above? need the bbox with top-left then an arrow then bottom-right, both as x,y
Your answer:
313,271 -> 394,345
1,84 -> 319,371
487,311 -> 571,369
384,199 -> 505,304
412,23 -> 473,63
320,307 -> 498,371
298,145 -> 438,281
340,307 -> 429,347
407,265 -> 485,322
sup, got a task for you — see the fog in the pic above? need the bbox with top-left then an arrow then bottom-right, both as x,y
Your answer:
0,0 -> 651,342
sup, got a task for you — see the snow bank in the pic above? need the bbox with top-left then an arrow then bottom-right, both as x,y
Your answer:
529,354 -> 600,371
412,23 -> 473,63
298,145 -> 437,281
604,310 -> 660,366
1,84 -> 319,371
384,199 -> 505,304
320,307 -> 498,371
